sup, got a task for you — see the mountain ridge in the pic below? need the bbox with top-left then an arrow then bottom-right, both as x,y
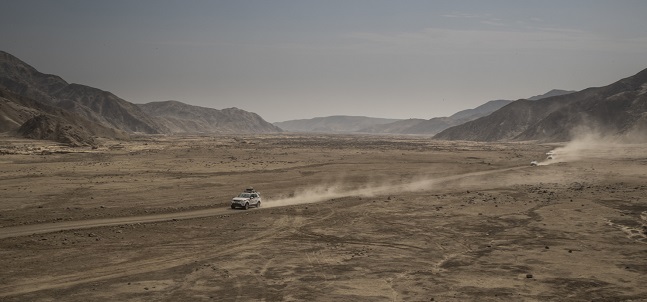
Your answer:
274,115 -> 401,133
281,90 -> 574,135
433,68 -> 647,142
139,101 -> 282,134
0,51 -> 166,134
0,51 -> 282,144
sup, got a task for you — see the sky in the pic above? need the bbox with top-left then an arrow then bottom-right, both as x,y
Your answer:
2,0 -> 647,122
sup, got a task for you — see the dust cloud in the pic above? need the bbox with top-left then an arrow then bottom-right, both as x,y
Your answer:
538,129 -> 647,166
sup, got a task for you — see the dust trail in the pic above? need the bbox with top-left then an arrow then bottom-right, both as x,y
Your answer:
264,166 -> 526,208
265,130 -> 647,208
538,130 -> 647,166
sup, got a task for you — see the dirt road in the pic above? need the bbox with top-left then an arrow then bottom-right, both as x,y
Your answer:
0,207 -> 233,239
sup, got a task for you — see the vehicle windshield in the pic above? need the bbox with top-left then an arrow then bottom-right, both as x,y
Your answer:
238,193 -> 252,198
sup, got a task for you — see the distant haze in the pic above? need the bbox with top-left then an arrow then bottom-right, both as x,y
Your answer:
2,0 -> 647,122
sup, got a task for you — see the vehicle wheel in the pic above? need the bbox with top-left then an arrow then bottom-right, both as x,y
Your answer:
231,204 -> 236,209
256,201 -> 261,208
244,203 -> 249,210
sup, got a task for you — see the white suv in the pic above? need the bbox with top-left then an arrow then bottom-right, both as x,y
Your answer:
230,188 -> 261,210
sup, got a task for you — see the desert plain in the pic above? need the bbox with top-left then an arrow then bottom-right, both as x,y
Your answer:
0,134 -> 646,301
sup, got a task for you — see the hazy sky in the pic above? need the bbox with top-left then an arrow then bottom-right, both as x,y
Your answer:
2,0 -> 647,122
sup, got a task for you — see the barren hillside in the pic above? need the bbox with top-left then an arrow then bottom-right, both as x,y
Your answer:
434,68 -> 647,142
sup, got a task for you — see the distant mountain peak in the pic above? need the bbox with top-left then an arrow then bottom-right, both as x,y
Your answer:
526,89 -> 576,101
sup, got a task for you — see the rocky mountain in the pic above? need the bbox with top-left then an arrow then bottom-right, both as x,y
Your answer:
54,84 -> 168,134
0,52 -> 68,103
434,68 -> 647,142
0,51 -> 166,134
17,114 -> 97,147
0,51 -> 283,144
0,89 -> 42,131
274,116 -> 401,133
1,88 -> 128,145
138,101 -> 282,133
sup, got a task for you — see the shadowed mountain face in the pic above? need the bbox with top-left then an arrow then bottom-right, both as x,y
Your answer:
17,114 -> 97,147
0,88 -> 129,145
434,68 -> 647,142
0,52 -> 68,103
138,101 -> 282,133
0,51 -> 166,134
273,116 -> 402,133
54,84 -> 169,134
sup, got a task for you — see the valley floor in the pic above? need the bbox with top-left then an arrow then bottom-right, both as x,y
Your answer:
0,134 -> 646,301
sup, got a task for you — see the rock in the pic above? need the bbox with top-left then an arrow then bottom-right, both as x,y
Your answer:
17,114 -> 96,147
526,274 -> 533,278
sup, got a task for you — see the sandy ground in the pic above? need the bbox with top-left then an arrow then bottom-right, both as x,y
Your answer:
0,133 -> 646,301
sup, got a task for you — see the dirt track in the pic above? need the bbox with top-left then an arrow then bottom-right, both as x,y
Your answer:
1,134 -> 646,301
0,208 -> 233,239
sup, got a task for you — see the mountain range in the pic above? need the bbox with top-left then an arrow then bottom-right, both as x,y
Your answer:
359,99 -> 515,135
434,69 -> 647,142
0,51 -> 281,145
277,90 -> 574,135
273,116 -> 402,133
2,50 -> 645,145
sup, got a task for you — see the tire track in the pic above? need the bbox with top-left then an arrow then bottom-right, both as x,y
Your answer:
0,207 -> 233,239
